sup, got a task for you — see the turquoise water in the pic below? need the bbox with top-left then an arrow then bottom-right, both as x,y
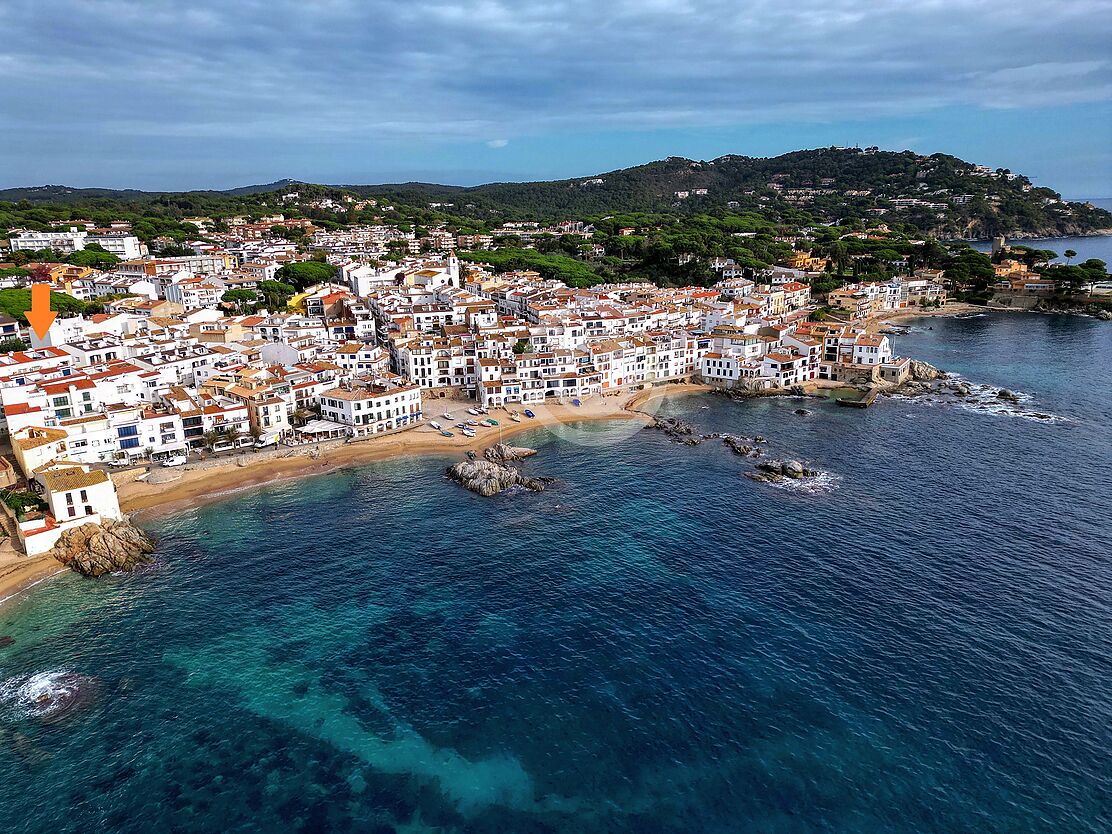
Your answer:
1,314 -> 1110,833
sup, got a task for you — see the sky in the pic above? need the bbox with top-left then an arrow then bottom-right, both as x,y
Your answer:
1,0 -> 1110,197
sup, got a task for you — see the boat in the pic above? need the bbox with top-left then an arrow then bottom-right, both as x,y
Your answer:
483,418 -> 499,426
510,414 -> 522,423
571,398 -> 582,407
467,408 -> 480,416
440,430 -> 454,437
455,422 -> 468,429
461,428 -> 475,438
477,407 -> 489,414
429,420 -> 442,430
466,420 -> 480,427
523,409 -> 535,418
442,412 -> 454,420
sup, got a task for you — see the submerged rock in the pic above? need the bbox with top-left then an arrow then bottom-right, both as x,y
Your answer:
48,519 -> 156,577
446,460 -> 554,497
483,443 -> 538,464
1,671 -> 100,726
0,636 -> 14,648
793,408 -> 812,416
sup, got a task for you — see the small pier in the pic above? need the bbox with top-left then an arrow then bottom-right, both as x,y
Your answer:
836,386 -> 880,408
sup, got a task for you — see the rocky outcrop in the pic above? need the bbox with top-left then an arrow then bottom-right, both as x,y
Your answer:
446,460 -> 554,497
722,435 -> 763,458
651,416 -> 701,445
483,443 -> 538,464
48,519 -> 156,577
908,360 -> 945,382
746,459 -> 820,483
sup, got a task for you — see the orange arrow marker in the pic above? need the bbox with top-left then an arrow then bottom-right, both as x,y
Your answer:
27,282 -> 57,340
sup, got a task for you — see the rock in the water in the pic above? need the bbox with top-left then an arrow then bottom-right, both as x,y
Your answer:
793,408 -> 812,416
48,519 -> 156,577
650,416 -> 696,441
446,460 -> 553,497
483,443 -> 538,464
723,436 -> 760,457
908,359 -> 945,382
0,636 -> 14,648
996,389 -> 1019,403
754,459 -> 820,482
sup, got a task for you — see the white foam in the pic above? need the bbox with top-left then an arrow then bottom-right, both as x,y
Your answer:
764,471 -> 841,495
891,375 -> 1070,424
0,670 -> 78,719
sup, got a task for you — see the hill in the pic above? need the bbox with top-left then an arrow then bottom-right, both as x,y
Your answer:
345,149 -> 1111,238
2,148 -> 1109,239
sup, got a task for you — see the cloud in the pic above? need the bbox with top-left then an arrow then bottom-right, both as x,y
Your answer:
0,0 -> 1110,186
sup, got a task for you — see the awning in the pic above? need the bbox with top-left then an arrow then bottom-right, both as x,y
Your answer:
297,419 -> 348,435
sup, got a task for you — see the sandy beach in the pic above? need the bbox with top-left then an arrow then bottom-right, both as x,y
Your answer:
0,382 -> 710,608
881,301 -> 987,322
118,383 -> 711,519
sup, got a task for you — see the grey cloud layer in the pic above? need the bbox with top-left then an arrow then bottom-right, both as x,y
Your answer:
1,1 -> 1109,154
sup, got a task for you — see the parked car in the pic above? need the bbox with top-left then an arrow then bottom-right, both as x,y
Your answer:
162,455 -> 188,467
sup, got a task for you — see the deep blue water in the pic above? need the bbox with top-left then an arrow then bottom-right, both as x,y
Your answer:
1,314 -> 1111,833
969,233 -> 1112,269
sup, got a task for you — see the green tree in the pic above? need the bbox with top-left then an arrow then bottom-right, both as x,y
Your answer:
827,241 -> 850,275
66,248 -> 120,269
1063,249 -> 1077,265
257,280 -> 297,311
0,337 -> 29,353
0,288 -> 87,323
201,430 -> 220,450
221,288 -> 257,311
275,261 -> 337,290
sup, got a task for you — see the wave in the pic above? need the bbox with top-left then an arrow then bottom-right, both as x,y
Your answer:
889,374 -> 1070,424
0,670 -> 98,722
763,471 -> 841,495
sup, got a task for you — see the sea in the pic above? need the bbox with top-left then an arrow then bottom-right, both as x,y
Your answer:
966,202 -> 1112,269
1,313 -> 1110,834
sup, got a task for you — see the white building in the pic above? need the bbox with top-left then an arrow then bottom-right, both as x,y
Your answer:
11,228 -> 88,253
318,380 -> 423,437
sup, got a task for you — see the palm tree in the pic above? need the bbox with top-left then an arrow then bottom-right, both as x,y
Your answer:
1064,249 -> 1077,265
201,430 -> 219,451
224,425 -> 241,445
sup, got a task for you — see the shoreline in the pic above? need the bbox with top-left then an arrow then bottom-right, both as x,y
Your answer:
880,301 -> 987,323
0,555 -> 68,610
120,386 -> 692,520
0,382 -> 708,608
